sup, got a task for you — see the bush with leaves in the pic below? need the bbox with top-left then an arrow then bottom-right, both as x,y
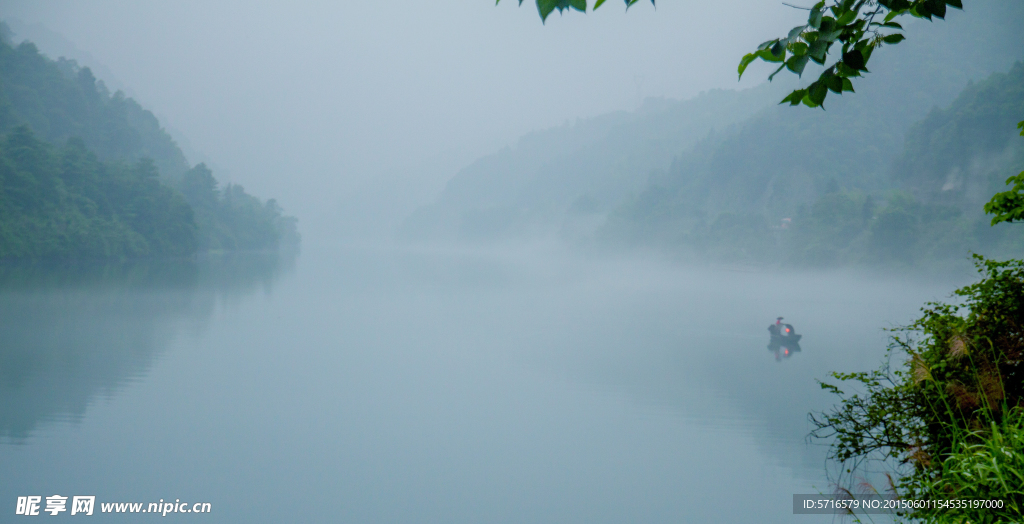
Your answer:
985,121 -> 1024,226
811,255 -> 1024,522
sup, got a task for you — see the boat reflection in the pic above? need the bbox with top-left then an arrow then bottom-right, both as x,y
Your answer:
767,317 -> 802,361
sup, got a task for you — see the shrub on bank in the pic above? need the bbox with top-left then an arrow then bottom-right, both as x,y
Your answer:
812,256 -> 1024,523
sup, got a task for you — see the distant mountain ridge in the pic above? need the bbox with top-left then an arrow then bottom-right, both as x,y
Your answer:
398,85 -> 785,243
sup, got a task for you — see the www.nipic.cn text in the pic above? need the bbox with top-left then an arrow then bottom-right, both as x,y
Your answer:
15,496 -> 211,516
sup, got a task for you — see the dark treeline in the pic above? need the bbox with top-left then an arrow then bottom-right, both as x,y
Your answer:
0,127 -> 196,259
0,25 -> 299,260
178,163 -> 298,252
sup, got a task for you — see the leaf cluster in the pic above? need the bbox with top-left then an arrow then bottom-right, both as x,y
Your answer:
739,0 -> 962,108
984,121 -> 1024,226
496,0 -> 654,23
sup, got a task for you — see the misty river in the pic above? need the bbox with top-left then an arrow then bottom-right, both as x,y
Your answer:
0,246 -> 960,522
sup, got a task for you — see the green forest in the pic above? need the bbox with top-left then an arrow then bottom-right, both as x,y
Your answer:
403,2 -> 1024,271
607,61 -> 1024,268
0,27 -> 299,260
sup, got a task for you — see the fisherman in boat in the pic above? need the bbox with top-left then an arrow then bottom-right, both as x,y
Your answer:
768,317 -> 802,343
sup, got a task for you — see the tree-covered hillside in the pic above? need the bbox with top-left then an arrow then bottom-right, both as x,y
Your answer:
0,35 -> 188,181
605,61 -> 1024,268
399,86 -> 785,243
402,2 -> 1024,255
0,126 -> 196,259
895,62 -> 1024,208
0,25 -> 299,260
178,163 -> 298,251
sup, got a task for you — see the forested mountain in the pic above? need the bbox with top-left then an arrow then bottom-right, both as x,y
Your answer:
0,126 -> 196,259
179,163 -> 297,251
0,34 -> 188,181
895,63 -> 1024,208
604,62 -> 1024,267
0,25 -> 299,260
398,85 -> 785,243
402,2 -> 1024,269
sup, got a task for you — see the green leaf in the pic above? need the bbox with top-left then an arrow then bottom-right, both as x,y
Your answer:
882,0 -> 911,11
768,63 -> 786,81
882,33 -> 906,44
809,40 -> 829,63
808,7 -> 823,29
624,0 -> 655,9
819,29 -> 843,43
842,49 -> 866,70
808,81 -> 828,106
837,63 -> 861,77
836,11 -> 857,26
537,0 -> 584,22
925,0 -> 947,19
883,9 -> 903,23
537,0 -> 559,21
842,77 -> 855,92
770,40 -> 786,59
786,54 -> 810,76
860,43 -> 874,63
788,42 -> 808,56
594,0 -> 606,8
738,52 -> 757,78
825,73 -> 844,93
759,48 -> 784,63
946,0 -> 963,8
780,89 -> 808,106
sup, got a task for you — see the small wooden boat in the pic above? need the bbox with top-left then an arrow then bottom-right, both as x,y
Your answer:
769,323 -> 802,343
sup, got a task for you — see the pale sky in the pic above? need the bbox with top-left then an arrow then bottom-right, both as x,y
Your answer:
0,1 -> 804,239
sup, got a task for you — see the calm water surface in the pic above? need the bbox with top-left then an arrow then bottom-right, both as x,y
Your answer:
0,245 -> 960,522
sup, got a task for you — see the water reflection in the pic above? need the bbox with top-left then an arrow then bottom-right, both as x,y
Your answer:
0,253 -> 294,442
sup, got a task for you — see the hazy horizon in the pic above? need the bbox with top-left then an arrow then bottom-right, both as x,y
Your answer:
0,1 -> 811,243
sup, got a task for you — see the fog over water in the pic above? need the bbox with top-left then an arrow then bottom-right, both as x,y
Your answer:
0,0 -> 1019,522
0,242 -> 960,522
